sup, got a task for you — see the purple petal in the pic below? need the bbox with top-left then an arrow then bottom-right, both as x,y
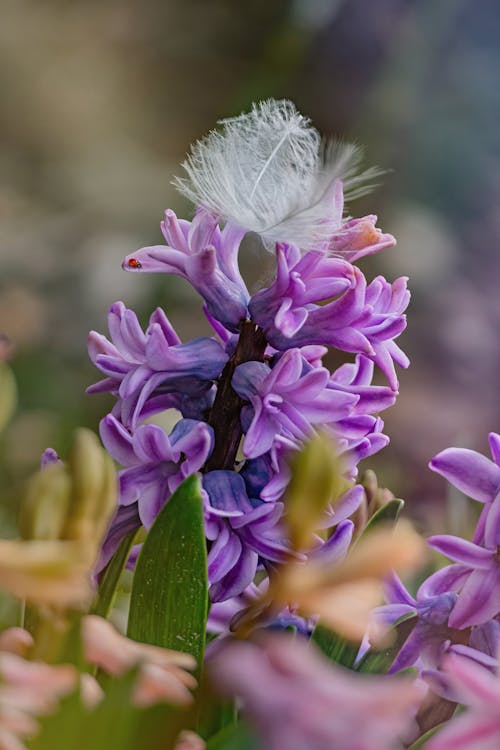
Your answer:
208,526 -> 243,584
99,414 -> 137,467
427,535 -> 493,568
417,564 -> 470,599
429,448 -> 500,504
383,572 -> 416,606
133,423 -> 175,463
449,568 -> 500,629
209,547 -> 258,602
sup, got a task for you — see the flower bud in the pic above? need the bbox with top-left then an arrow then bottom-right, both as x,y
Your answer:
0,361 -> 16,433
285,432 -> 348,550
63,428 -> 117,546
19,463 -> 71,542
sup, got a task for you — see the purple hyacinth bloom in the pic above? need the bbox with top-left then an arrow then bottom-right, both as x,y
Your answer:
249,242 -> 409,389
372,572 -> 459,674
87,301 -> 227,428
122,207 -> 250,331
232,348 -> 359,459
426,654 -> 500,750
328,354 -> 397,415
203,470 -> 292,602
209,633 -> 425,750
429,433 -> 500,505
427,491 -> 500,629
100,414 -> 214,529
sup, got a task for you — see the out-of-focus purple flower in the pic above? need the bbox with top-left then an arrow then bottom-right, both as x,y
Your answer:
426,654 -> 500,750
209,633 -> 425,750
427,492 -> 500,629
40,448 -> 61,468
203,470 -> 292,602
122,208 -> 249,331
372,572 -> 459,674
249,243 -> 409,389
87,301 -> 227,428
100,415 -> 213,529
429,433 -> 500,505
232,348 -> 358,459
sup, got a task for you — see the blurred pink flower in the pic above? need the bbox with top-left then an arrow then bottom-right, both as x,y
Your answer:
209,633 -> 425,750
426,653 -> 500,750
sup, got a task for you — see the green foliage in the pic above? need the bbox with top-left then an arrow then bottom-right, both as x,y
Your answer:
311,624 -> 360,669
355,612 -> 417,674
206,722 -> 259,750
360,498 -> 405,537
127,475 -> 208,674
407,724 -> 443,749
28,671 -> 182,750
0,361 -> 16,433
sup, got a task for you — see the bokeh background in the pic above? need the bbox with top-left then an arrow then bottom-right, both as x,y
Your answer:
1,0 -> 499,531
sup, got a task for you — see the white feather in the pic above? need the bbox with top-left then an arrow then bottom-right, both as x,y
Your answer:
173,99 -> 382,251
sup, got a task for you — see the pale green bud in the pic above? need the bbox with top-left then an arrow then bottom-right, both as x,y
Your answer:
0,362 -> 16,433
19,463 -> 71,541
285,432 -> 348,551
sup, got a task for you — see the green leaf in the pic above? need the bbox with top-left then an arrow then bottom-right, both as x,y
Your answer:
407,723 -> 443,749
207,722 -> 258,750
0,361 -> 16,433
311,624 -> 359,669
92,528 -> 137,618
29,671 -> 183,750
361,499 -> 404,536
127,475 -> 208,674
355,612 -> 417,674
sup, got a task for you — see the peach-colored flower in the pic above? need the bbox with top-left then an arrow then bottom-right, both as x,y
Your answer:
0,540 -> 93,608
262,522 -> 426,641
82,615 -> 197,707
174,730 -> 206,750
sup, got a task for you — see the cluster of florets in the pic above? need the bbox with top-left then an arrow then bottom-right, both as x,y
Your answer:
370,434 -> 500,701
88,183 -> 408,608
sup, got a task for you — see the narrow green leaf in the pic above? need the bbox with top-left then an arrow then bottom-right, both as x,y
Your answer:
206,722 -> 258,750
407,723 -> 443,749
92,529 -> 137,618
361,499 -> 404,536
311,624 -> 359,669
127,475 -> 208,673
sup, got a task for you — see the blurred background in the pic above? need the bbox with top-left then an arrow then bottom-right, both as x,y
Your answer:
1,0 -> 499,532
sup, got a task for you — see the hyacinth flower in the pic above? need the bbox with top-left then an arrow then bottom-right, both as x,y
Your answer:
209,633 -> 425,750
203,470 -> 293,602
88,302 -> 227,428
98,415 -> 213,545
122,208 -> 250,331
421,434 -> 500,629
425,492 -> 500,629
371,572 -> 463,675
426,653 -> 500,750
249,241 -> 409,390
232,347 -> 359,458
89,99 -> 410,604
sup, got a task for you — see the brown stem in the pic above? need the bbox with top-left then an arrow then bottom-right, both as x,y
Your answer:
205,320 -> 267,471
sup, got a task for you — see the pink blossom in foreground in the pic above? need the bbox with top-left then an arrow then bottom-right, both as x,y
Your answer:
209,633 -> 425,750
426,654 -> 500,750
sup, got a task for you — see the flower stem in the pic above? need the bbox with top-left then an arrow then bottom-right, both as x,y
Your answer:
206,320 -> 267,471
